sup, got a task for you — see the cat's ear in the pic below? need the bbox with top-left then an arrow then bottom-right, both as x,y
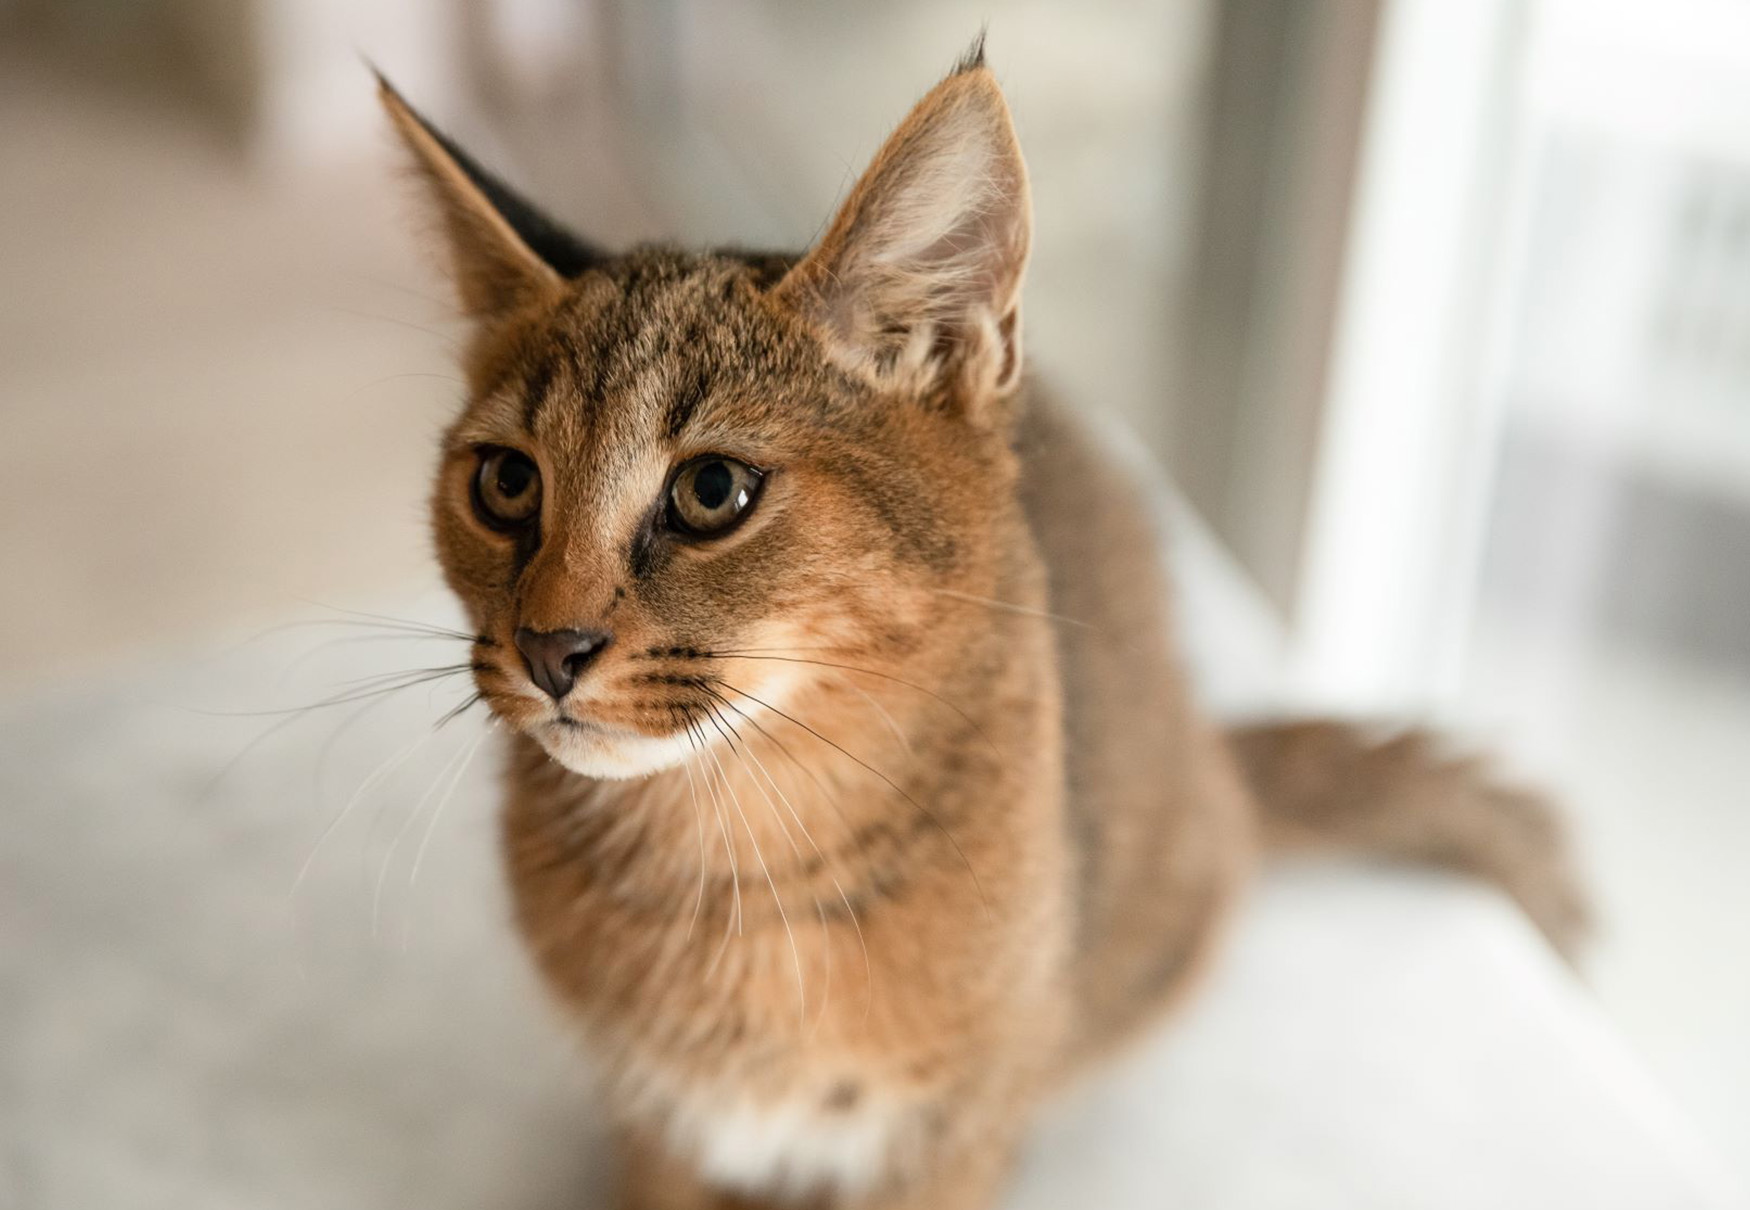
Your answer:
774,42 -> 1032,411
375,72 -> 602,320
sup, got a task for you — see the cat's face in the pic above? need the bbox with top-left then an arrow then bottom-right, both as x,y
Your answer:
432,252 -> 1014,777
383,56 -> 1031,779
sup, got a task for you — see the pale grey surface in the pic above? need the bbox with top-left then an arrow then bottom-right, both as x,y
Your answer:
1015,868 -> 1741,1210
2,545 -> 1741,1209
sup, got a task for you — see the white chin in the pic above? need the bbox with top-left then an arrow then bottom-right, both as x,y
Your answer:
535,724 -> 695,780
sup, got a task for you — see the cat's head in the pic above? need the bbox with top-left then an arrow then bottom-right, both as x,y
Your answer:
381,44 -> 1033,779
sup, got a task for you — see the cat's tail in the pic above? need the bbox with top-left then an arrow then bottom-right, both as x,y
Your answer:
1226,720 -> 1590,960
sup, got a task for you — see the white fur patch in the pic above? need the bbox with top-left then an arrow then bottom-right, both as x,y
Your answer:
667,1089 -> 902,1200
535,663 -> 805,780
536,720 -> 696,780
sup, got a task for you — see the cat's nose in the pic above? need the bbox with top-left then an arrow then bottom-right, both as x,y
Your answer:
514,627 -> 611,701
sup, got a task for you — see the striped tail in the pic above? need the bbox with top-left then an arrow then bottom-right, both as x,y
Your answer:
1227,721 -> 1590,959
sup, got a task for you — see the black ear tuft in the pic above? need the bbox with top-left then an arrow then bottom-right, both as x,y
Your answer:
378,71 -> 605,279
952,28 -> 989,76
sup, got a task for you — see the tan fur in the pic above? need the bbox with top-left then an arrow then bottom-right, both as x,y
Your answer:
1227,721 -> 1590,960
379,48 -> 1587,1210
377,75 -> 564,319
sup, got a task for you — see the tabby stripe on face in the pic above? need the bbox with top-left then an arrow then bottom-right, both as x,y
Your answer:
520,357 -> 558,429
664,370 -> 709,439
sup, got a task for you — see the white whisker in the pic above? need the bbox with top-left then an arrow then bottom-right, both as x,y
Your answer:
840,677 -> 913,758
689,716 -> 743,978
402,722 -> 496,949
701,706 -> 805,1026
290,727 -> 431,907
926,586 -> 1098,631
680,743 -> 710,942
372,731 -> 475,939
732,718 -> 873,1030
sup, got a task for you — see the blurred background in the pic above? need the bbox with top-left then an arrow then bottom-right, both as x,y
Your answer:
2,0 -> 1747,1204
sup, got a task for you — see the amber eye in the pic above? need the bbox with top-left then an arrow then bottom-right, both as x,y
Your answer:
472,447 -> 542,529
667,456 -> 763,537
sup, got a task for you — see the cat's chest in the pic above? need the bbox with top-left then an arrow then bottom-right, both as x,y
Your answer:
624,1053 -> 914,1199
579,914 -> 923,1195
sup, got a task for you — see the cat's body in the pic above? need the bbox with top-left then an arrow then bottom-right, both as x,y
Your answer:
497,378 -> 1252,1206
378,45 -> 1585,1210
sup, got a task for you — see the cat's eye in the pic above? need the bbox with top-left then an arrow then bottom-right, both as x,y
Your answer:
667,456 -> 764,537
473,447 -> 542,529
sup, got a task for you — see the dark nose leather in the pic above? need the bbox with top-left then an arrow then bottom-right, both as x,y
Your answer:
514,627 -> 611,701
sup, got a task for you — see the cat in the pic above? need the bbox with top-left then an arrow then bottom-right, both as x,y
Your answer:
376,39 -> 1587,1210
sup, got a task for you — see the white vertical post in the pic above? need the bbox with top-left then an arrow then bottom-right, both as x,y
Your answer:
1288,0 -> 1526,713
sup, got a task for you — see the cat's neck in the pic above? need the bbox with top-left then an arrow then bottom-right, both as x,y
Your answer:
502,591 -> 1052,926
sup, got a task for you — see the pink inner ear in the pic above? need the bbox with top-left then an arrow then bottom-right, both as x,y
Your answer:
771,69 -> 1032,402
929,192 -> 1029,308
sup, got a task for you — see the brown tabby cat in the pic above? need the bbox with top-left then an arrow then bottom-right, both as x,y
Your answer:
377,41 -> 1586,1210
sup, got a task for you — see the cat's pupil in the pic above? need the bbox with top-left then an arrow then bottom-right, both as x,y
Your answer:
497,457 -> 533,498
693,461 -> 734,510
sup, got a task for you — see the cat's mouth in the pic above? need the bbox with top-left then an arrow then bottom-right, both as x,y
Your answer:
471,635 -> 803,780
531,708 -> 700,780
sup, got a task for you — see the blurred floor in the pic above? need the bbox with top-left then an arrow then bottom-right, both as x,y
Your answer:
1461,614 -> 1750,1172
0,51 -> 470,688
7,615 -> 1733,1206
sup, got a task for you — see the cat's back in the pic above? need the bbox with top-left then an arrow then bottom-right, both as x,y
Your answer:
1013,386 -> 1256,1061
